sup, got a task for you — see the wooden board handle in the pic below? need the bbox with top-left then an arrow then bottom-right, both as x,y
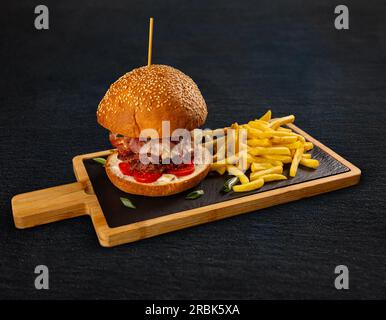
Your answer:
12,182 -> 91,229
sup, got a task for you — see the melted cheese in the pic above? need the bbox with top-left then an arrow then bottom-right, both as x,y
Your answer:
156,174 -> 177,183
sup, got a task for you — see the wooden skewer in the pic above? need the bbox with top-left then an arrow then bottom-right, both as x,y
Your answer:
147,17 -> 154,67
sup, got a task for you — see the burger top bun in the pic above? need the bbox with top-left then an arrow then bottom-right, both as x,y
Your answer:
97,64 -> 208,137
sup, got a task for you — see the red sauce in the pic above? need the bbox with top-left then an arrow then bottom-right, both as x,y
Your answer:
118,161 -> 195,183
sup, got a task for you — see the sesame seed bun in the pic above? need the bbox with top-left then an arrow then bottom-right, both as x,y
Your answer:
105,152 -> 210,197
97,65 -> 208,137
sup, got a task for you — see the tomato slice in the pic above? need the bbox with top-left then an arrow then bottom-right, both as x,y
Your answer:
167,163 -> 195,177
133,171 -> 162,183
119,162 -> 132,176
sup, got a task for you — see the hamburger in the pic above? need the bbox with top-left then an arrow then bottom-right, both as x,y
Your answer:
97,64 -> 210,196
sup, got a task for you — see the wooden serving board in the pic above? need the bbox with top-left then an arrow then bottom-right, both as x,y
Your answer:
11,124 -> 361,247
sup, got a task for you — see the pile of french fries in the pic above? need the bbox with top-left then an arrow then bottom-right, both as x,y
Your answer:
210,110 -> 320,192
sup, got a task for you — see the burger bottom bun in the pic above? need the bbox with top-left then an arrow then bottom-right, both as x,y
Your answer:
105,152 -> 211,197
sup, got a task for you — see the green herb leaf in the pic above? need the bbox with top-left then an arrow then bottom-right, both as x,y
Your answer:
116,134 -> 124,138
222,176 -> 239,193
93,157 -> 106,165
120,197 -> 136,209
185,189 -> 204,200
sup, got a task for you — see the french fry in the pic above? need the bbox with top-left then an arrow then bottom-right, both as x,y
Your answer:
239,175 -> 250,185
272,131 -> 298,137
277,127 -> 292,133
233,178 -> 264,192
262,154 -> 292,163
246,153 -> 254,164
269,115 -> 295,130
261,174 -> 287,182
250,166 -> 283,181
247,138 -> 271,147
276,140 -> 302,150
290,144 -> 304,177
304,142 -> 313,151
251,131 -> 273,138
298,135 -> 305,142
271,135 -> 298,144
214,166 -> 226,175
210,163 -> 227,171
300,158 -> 319,169
254,131 -> 297,139
259,110 -> 272,122
272,131 -> 303,140
272,144 -> 294,149
247,155 -> 283,167
246,126 -> 264,139
227,165 -> 249,184
249,146 -> 291,156
212,111 -> 319,192
251,162 -> 273,172
230,122 -> 239,130
248,120 -> 272,132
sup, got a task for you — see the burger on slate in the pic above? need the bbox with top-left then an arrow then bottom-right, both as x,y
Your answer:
96,64 -> 210,196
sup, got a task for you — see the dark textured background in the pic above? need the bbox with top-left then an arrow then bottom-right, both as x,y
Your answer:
1,0 -> 385,299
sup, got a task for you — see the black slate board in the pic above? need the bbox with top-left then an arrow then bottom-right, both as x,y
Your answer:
83,144 -> 349,228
